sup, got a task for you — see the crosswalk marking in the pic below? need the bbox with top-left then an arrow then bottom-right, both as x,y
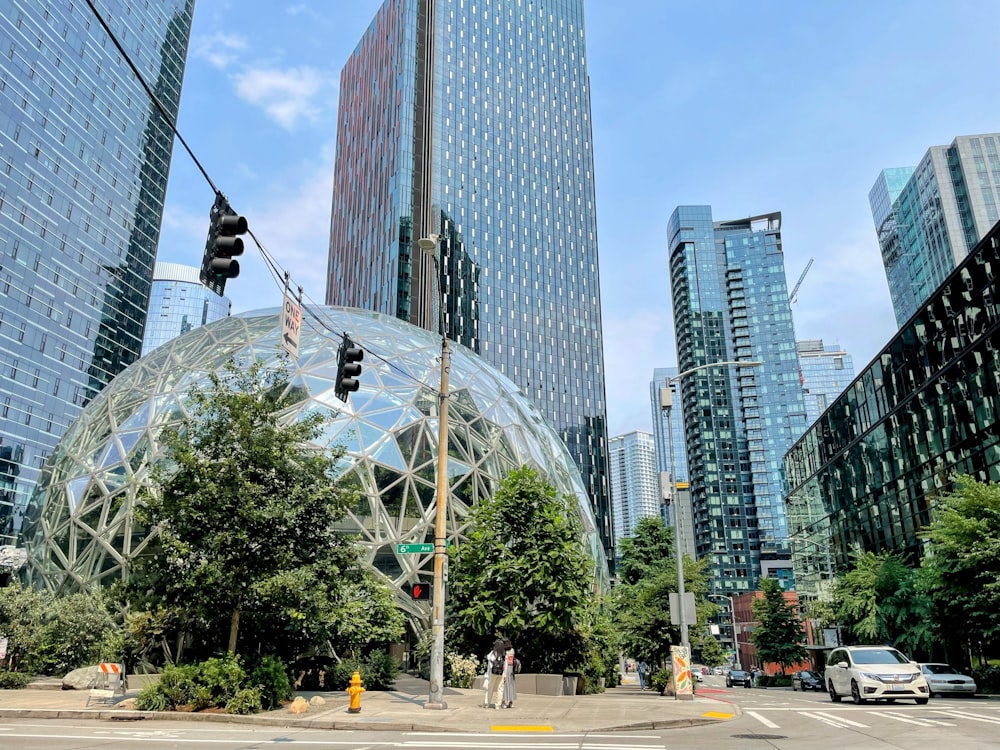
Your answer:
868,711 -> 955,727
936,709 -> 1000,725
799,710 -> 868,728
746,711 -> 780,728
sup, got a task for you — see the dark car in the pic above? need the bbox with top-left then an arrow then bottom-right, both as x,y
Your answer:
791,670 -> 824,691
726,669 -> 752,688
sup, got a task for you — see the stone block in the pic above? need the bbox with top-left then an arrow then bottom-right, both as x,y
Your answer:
534,674 -> 564,695
514,673 -> 536,695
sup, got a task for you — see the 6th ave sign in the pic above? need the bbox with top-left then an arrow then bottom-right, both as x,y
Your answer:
397,543 -> 434,554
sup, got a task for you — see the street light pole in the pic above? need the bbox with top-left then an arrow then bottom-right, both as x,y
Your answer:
418,235 -> 450,710
659,360 -> 762,653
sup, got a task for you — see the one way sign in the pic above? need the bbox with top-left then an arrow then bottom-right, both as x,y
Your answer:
280,294 -> 301,358
408,583 -> 430,600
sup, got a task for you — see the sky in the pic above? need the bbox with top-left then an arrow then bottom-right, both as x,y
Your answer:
156,0 -> 1000,438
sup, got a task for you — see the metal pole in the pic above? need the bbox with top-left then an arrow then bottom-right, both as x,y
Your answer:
426,335 -> 450,709
666,389 -> 689,652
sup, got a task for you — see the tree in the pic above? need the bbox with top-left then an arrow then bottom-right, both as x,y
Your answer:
921,474 -> 1000,656
128,359 -> 403,661
611,516 -> 713,668
832,550 -> 933,657
446,466 -> 599,673
699,635 -> 726,668
750,578 -> 806,674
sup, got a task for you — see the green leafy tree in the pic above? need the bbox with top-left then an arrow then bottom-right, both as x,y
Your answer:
832,550 -> 933,656
921,475 -> 1000,654
750,578 -> 807,674
129,358 -> 402,661
699,634 -> 726,667
611,516 -> 712,668
446,466 -> 599,673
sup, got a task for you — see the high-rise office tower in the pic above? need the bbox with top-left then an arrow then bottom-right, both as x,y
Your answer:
796,339 -> 854,426
142,263 -> 231,356
668,206 -> 809,594
608,431 -> 659,553
326,0 -> 612,558
871,134 -> 1000,327
0,1 -> 194,547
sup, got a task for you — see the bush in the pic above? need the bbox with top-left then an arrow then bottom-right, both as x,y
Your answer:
756,674 -> 792,688
972,665 -> 1000,693
156,663 -> 200,709
445,652 -> 480,689
649,668 -> 671,694
135,682 -> 170,711
250,655 -> 292,710
226,686 -> 262,714
327,652 -> 398,691
0,671 -> 31,689
198,654 -> 246,705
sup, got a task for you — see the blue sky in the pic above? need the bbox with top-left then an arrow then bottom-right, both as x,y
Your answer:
156,0 -> 1000,437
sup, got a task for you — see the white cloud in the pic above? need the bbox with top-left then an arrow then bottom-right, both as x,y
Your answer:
192,32 -> 249,70
232,66 -> 328,130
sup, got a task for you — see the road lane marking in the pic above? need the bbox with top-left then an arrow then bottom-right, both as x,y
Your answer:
937,710 -> 1000,725
746,711 -> 780,728
799,710 -> 868,728
868,711 -> 953,727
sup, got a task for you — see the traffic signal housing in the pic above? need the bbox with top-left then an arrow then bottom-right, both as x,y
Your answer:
200,194 -> 247,295
335,334 -> 363,401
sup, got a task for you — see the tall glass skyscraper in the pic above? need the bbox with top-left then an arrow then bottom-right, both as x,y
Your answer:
668,206 -> 808,594
871,134 -> 1000,327
797,340 -> 854,426
326,0 -> 612,558
141,263 -> 231,356
0,1 -> 193,547
608,431 -> 659,554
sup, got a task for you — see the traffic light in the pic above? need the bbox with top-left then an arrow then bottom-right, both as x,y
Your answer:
200,194 -> 247,295
407,582 -> 430,600
335,333 -> 363,401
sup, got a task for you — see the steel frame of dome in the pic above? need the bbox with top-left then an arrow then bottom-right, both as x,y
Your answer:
20,307 -> 609,624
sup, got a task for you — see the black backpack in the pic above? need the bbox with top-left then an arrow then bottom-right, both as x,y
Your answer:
491,656 -> 505,675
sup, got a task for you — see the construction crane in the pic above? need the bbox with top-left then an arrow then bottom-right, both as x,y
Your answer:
789,258 -> 814,304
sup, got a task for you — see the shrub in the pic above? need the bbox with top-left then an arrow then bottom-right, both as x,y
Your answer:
972,665 -> 1000,693
250,655 -> 292,710
362,651 -> 399,690
156,663 -> 200,708
445,652 -> 480,688
135,682 -> 169,711
756,674 -> 792,688
226,686 -> 262,715
649,668 -> 671,694
198,654 -> 246,705
0,671 -> 31,689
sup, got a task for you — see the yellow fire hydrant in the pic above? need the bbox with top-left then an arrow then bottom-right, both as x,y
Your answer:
346,670 -> 365,713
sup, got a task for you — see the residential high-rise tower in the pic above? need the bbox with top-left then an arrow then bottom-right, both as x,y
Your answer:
871,134 -> 1000,326
608,431 -> 659,554
326,0 -> 612,557
668,206 -> 808,594
0,1 -> 194,547
141,263 -> 231,356
796,339 -> 854,426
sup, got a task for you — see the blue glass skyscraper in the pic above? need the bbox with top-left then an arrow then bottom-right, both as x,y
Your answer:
0,1 -> 193,547
797,339 -> 854,426
141,263 -> 231,356
872,134 -> 1000,327
668,206 -> 808,593
326,0 -> 612,558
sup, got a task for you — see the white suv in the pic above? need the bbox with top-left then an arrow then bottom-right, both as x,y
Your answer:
825,646 -> 929,705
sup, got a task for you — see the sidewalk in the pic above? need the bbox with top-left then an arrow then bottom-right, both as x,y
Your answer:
0,673 -> 739,733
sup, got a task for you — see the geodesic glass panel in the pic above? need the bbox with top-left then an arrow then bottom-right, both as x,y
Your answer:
20,307 -> 609,623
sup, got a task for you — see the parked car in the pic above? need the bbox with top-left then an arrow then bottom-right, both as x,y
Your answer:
727,669 -> 752,688
919,663 -> 977,697
791,670 -> 825,691
713,667 -> 725,675
824,646 -> 929,705
694,671 -> 704,682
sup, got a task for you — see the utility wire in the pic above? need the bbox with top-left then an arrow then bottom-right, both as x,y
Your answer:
84,0 -> 437,394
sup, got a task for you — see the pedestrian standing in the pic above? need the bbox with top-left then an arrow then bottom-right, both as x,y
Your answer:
486,639 -> 506,708
500,637 -> 517,708
637,659 -> 649,690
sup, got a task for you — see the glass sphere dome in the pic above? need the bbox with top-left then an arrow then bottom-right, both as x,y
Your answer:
20,307 -> 609,621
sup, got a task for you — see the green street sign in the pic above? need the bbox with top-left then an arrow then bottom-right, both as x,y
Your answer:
397,543 -> 433,554
396,542 -> 451,554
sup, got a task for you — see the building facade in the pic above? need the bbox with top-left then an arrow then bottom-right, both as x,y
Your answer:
326,0 -> 612,559
0,0 -> 193,547
608,431 -> 659,554
668,206 -> 808,594
797,340 -> 855,426
141,262 -> 231,356
871,134 -> 1000,327
649,367 -> 695,558
785,219 -> 1000,599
